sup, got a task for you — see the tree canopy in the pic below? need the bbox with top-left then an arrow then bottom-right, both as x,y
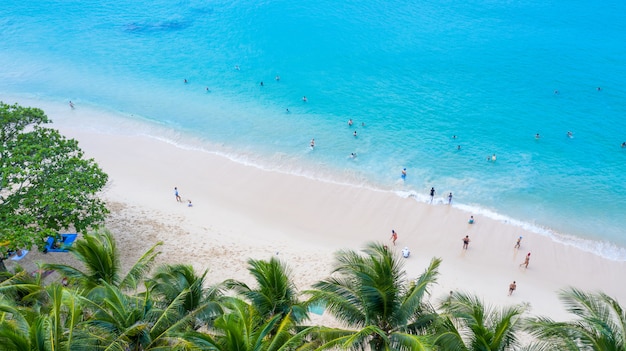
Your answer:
0,102 -> 108,254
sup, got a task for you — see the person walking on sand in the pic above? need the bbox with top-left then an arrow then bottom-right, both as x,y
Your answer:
520,252 -> 531,268
462,235 -> 470,250
514,236 -> 522,249
430,187 -> 436,202
390,230 -> 398,246
508,281 -> 517,296
174,187 -> 182,202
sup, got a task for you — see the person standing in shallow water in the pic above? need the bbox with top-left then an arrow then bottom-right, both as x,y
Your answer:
448,192 -> 453,204
430,187 -> 436,202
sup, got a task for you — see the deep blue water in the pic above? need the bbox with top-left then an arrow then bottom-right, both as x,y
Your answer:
2,0 -> 626,259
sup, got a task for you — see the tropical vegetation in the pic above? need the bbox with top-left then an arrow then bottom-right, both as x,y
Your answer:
1,232 -> 623,351
0,102 -> 108,271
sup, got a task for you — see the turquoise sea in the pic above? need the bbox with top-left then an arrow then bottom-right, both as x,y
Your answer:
2,0 -> 626,259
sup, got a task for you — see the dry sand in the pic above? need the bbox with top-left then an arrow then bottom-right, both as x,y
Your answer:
5,97 -> 626,323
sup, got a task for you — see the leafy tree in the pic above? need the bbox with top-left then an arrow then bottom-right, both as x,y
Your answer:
44,230 -> 161,291
434,292 -> 527,351
526,288 -> 626,351
305,242 -> 440,351
0,102 -> 108,262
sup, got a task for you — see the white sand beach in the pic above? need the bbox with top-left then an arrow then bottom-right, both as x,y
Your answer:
6,97 -> 626,323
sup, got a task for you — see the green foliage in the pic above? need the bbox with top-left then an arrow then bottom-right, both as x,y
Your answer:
525,288 -> 626,351
434,291 -> 527,351
3,229 -> 626,351
305,242 -> 439,351
147,264 -> 224,330
225,256 -> 309,324
44,230 -> 161,291
0,102 -> 109,253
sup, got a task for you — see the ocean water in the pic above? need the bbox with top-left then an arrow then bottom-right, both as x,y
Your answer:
2,0 -> 626,259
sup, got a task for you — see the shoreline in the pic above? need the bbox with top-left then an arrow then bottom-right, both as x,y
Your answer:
5,94 -> 626,261
4,95 -> 626,322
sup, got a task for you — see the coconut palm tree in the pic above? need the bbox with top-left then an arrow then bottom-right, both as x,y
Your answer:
147,264 -> 224,330
44,230 -> 161,291
183,296 -> 318,351
0,283 -> 86,351
525,288 -> 626,351
434,291 -> 527,351
76,280 -> 205,351
305,242 -> 440,351
224,256 -> 309,325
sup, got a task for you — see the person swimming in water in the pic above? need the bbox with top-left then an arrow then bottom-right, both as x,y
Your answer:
348,119 -> 353,126
310,139 -> 315,148
401,168 -> 407,178
567,131 -> 573,138
302,96 -> 307,102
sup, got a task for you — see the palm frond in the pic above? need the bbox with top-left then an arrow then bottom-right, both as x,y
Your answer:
119,241 -> 162,291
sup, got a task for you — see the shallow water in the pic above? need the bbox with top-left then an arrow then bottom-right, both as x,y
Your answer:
2,0 -> 626,259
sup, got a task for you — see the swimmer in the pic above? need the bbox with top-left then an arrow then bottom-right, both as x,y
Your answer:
452,135 -> 457,139
622,142 -> 626,148
235,65 -> 240,70
401,168 -> 407,178
206,87 -> 210,92
286,108 -> 290,113
348,119 -> 353,126
535,133 -> 540,139
457,145 -> 461,150
310,138 -> 315,148
350,152 -> 357,159
554,90 -> 559,94
275,75 -> 280,81
69,101 -> 75,109
567,131 -> 573,138
184,79 -> 188,84
353,130 -> 357,137
302,96 -> 307,102
597,87 -> 601,91
260,81 -> 264,86
361,122 -> 366,127
491,154 -> 497,162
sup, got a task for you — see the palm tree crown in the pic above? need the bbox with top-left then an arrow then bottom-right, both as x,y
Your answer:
306,242 -> 441,351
